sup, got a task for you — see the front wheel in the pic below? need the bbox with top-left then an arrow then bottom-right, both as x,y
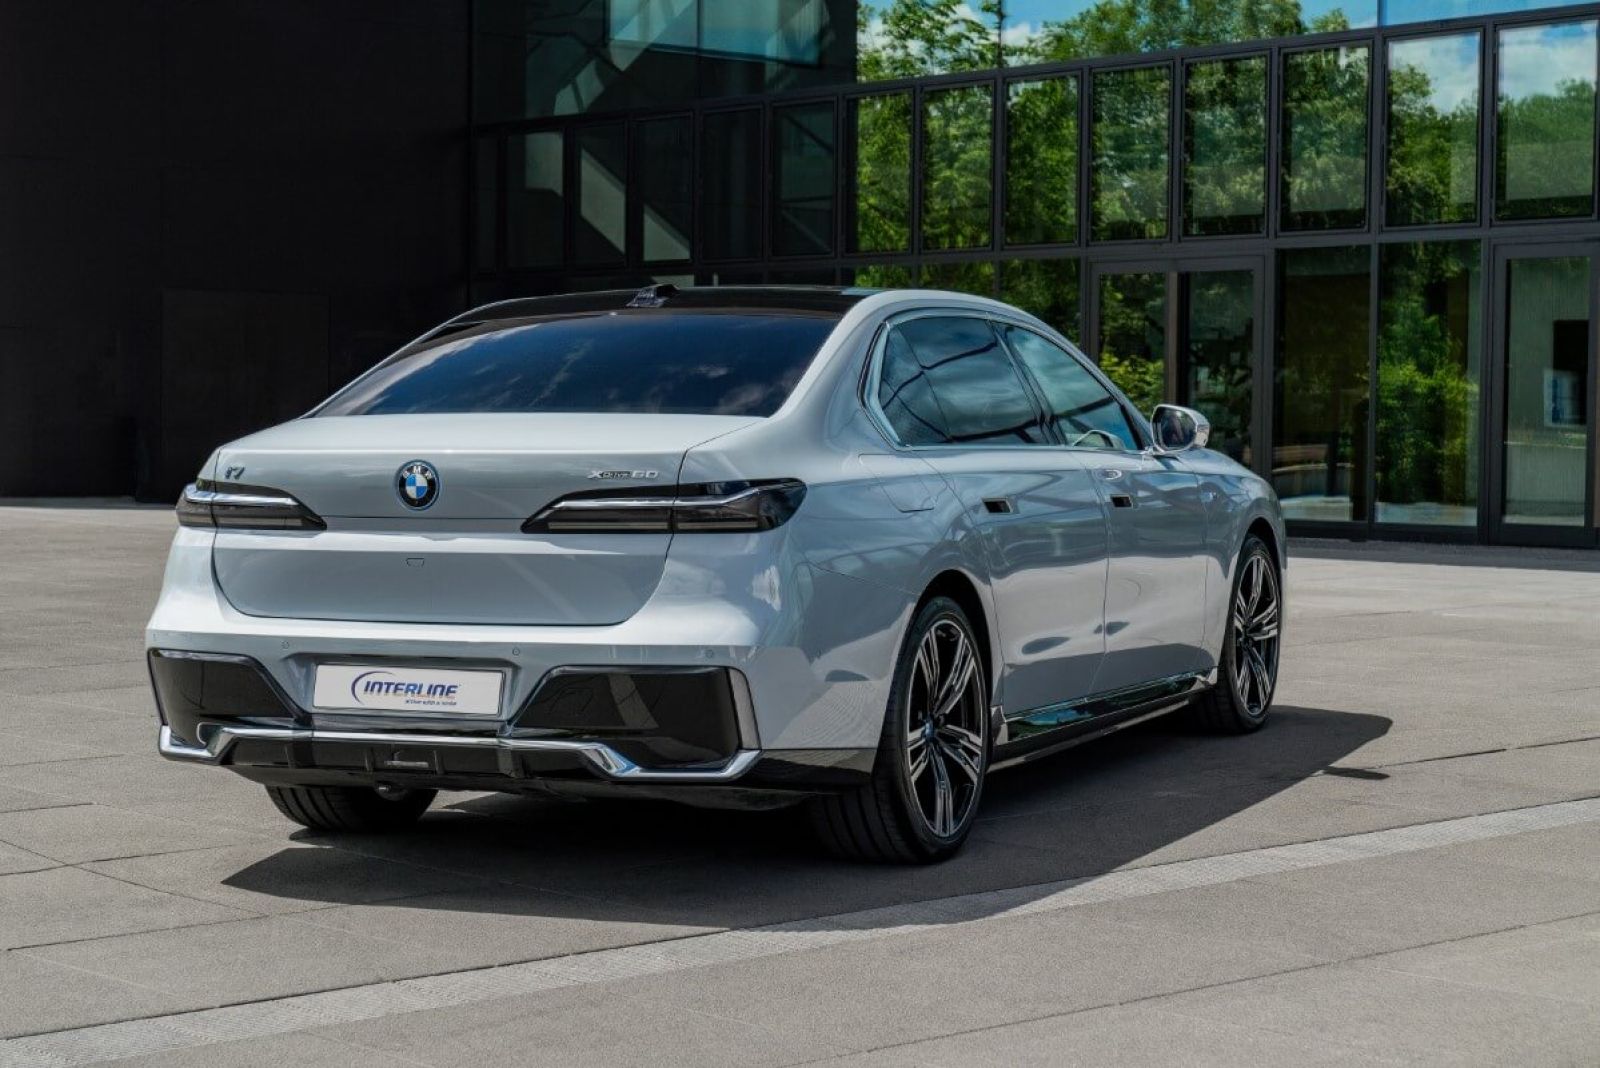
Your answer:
811,596 -> 991,863
1189,535 -> 1281,733
266,784 -> 435,833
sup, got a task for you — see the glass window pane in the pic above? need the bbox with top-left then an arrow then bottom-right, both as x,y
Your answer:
1001,258 -> 1081,342
506,130 -> 564,269
703,0 -> 826,64
1377,242 -> 1482,526
1092,66 -> 1172,241
1006,76 -> 1078,245
922,260 -> 996,295
1184,57 -> 1267,236
923,85 -> 994,250
890,317 -> 1046,444
702,110 -> 763,260
575,125 -> 627,263
1503,256 -> 1590,526
877,327 -> 950,444
320,313 -> 840,418
1281,46 -> 1370,231
1097,271 -> 1166,414
1004,326 -> 1139,451
1275,246 -> 1372,522
638,117 -> 692,262
858,2 -> 998,80
773,102 -> 836,257
1497,20 -> 1598,221
1386,33 -> 1480,227
848,93 -> 911,253
1184,270 -> 1255,464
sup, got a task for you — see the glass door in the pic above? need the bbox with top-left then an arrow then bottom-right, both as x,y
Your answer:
1089,258 -> 1263,470
1489,244 -> 1598,546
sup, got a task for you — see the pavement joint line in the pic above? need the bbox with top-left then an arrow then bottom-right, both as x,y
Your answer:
783,908 -> 1600,1068
3,795 -> 1598,1067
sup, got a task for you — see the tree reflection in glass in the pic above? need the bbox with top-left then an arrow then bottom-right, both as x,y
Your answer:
1497,20 -> 1598,221
1376,242 -> 1481,526
1006,76 -> 1078,245
849,93 -> 912,253
1386,33 -> 1480,227
1092,66 -> 1171,241
923,85 -> 994,250
1098,271 -> 1166,415
1184,57 -> 1267,236
1281,46 -> 1369,231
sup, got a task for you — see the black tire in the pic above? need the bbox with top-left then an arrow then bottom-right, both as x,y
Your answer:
811,596 -> 991,864
1189,535 -> 1281,734
265,784 -> 435,833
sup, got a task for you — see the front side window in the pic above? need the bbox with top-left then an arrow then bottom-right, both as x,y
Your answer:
1002,327 -> 1140,452
317,312 -> 839,418
876,317 -> 1046,445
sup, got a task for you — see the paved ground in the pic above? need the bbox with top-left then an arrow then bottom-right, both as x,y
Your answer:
0,506 -> 1596,1067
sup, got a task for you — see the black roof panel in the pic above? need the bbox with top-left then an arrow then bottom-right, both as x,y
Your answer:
453,285 -> 878,326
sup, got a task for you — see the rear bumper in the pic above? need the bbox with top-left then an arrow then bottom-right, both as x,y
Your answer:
147,644 -> 878,799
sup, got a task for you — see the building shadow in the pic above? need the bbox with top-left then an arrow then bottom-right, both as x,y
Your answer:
222,705 -> 1390,931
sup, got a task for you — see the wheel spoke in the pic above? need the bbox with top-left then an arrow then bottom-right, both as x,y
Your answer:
1247,646 -> 1272,706
931,637 -> 976,721
929,749 -> 954,835
913,632 -> 939,703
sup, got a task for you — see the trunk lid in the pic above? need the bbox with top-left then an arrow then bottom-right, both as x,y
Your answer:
209,413 -> 757,625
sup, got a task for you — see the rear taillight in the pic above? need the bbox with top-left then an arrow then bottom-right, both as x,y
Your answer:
523,480 -> 806,535
176,480 -> 327,531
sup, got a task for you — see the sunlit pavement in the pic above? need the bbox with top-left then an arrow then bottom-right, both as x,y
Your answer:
0,507 -> 1596,1067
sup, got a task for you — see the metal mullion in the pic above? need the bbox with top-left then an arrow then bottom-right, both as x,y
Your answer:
1076,67 -> 1090,250
911,83 -> 925,267
991,71 -> 1005,261
1365,242 -> 1380,533
1370,35 -> 1386,236
1171,59 -> 1184,244
1266,45 -> 1283,240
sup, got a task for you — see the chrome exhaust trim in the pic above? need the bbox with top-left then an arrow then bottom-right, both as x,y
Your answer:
157,725 -> 761,783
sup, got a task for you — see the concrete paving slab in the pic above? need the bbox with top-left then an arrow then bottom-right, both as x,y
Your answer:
83,841 -> 483,917
1153,952 -> 1600,1065
808,1003 -> 1391,1068
0,801 -> 251,864
0,865 -> 248,956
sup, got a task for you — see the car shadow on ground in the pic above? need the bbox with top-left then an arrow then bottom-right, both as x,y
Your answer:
222,706 -> 1389,931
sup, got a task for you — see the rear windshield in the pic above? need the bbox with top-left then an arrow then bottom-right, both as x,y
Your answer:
316,311 -> 839,418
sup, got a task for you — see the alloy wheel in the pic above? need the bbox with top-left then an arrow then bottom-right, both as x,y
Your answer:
1230,553 -> 1281,718
903,618 -> 987,837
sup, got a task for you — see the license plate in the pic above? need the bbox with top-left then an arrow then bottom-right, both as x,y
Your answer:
312,664 -> 503,716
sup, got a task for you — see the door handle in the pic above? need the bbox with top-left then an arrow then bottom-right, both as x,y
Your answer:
982,497 -> 1015,515
1109,493 -> 1134,509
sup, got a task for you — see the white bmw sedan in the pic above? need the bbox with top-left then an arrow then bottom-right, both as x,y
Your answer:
147,285 -> 1284,863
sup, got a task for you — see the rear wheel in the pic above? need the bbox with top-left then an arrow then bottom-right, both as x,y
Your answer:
811,596 -> 990,863
265,784 -> 435,833
1189,535 -> 1281,733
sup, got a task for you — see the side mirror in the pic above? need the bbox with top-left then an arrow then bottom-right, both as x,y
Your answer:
1150,404 -> 1211,454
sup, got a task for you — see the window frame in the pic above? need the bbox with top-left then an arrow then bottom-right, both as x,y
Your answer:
861,307 -> 1151,453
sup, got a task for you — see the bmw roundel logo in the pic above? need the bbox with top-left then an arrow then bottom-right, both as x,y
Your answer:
396,460 -> 440,510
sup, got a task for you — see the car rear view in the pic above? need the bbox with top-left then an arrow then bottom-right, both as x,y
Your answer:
145,286 -> 872,831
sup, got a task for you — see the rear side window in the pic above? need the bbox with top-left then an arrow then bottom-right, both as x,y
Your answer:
1002,326 -> 1141,451
317,311 -> 839,417
876,316 -> 1046,445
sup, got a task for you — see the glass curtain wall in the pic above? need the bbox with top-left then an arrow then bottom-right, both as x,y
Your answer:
475,10 -> 1600,546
